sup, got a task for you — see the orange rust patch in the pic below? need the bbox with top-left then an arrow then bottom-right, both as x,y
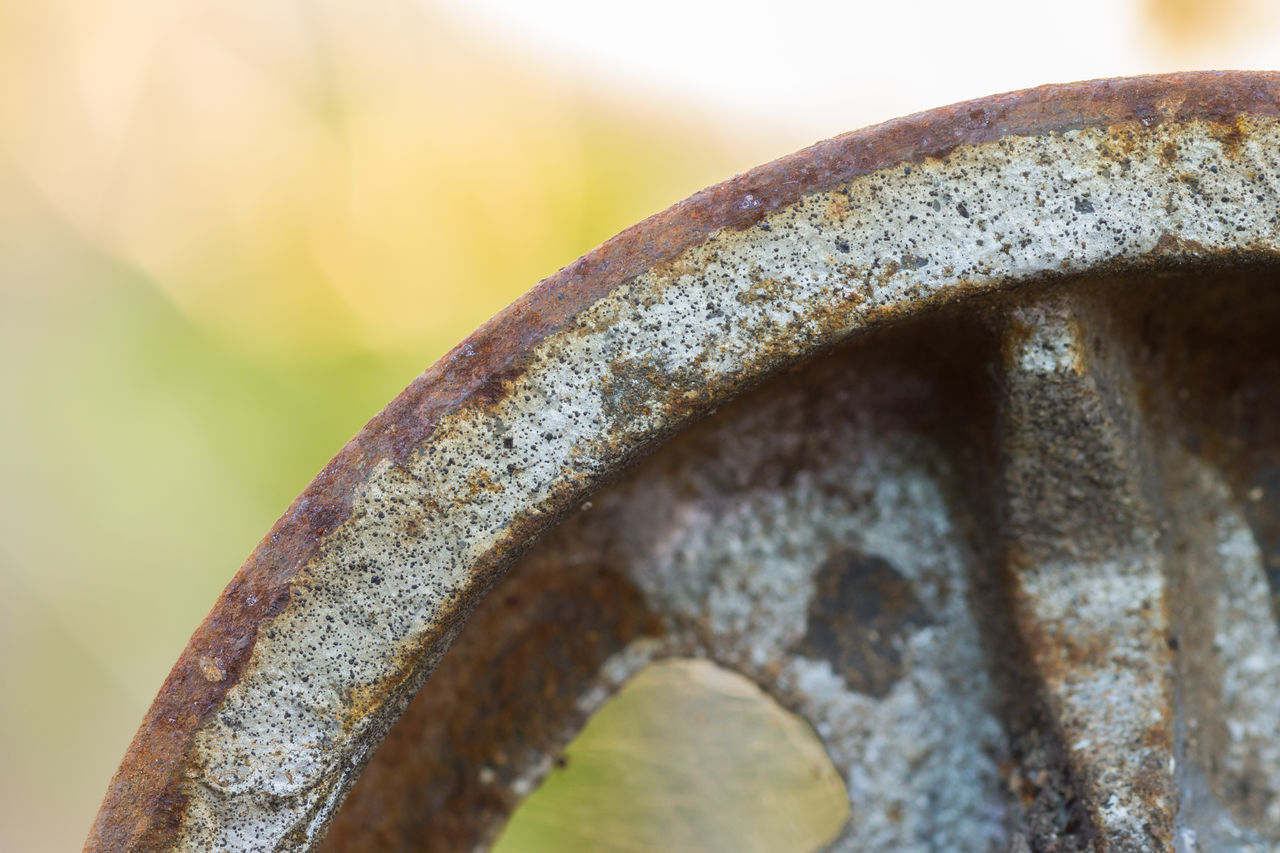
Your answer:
825,195 -> 850,221
198,657 -> 226,683
1202,115 -> 1251,160
464,468 -> 504,498
1154,92 -> 1190,119
1099,124 -> 1145,164
1155,231 -> 1211,255
1140,720 -> 1173,753
999,316 -> 1037,365
737,275 -> 790,305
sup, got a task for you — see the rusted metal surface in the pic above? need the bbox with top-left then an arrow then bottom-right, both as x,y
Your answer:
88,71 -> 1280,851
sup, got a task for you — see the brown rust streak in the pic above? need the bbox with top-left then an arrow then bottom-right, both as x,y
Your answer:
88,71 -> 1280,850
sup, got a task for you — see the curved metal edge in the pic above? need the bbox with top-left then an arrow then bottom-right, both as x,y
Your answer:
86,70 -> 1280,851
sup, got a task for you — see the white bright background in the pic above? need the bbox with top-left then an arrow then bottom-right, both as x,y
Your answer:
442,0 -> 1278,145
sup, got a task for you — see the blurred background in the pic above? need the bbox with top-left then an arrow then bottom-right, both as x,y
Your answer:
2,0 -> 1278,849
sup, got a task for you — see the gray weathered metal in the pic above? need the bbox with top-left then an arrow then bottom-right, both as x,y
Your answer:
89,72 -> 1280,851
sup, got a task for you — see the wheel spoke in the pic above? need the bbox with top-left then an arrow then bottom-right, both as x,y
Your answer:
999,293 -> 1175,848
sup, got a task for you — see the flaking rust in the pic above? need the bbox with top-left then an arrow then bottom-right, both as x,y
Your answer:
89,73 -> 1280,852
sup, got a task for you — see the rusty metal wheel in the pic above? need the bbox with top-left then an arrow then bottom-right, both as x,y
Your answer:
89,72 -> 1280,852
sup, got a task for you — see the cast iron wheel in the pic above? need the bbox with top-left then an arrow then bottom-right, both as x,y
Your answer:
90,72 -> 1280,852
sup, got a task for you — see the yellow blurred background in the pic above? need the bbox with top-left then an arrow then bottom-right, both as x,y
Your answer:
0,0 -> 1273,849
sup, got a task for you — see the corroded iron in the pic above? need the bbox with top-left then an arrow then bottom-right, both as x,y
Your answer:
89,72 -> 1280,851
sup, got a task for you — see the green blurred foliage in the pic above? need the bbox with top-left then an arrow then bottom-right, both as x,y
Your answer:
0,175 -> 424,849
